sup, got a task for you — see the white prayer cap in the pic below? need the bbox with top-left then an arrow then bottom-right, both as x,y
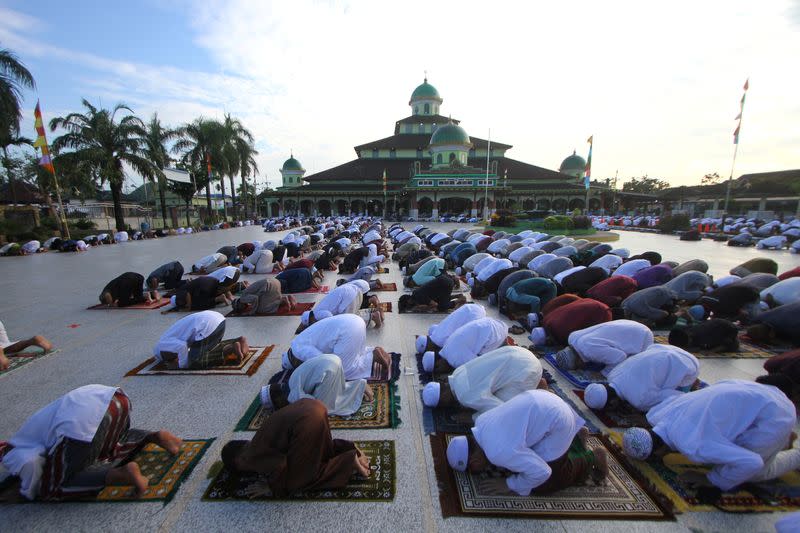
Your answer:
170,295 -> 177,306
260,385 -> 273,409
623,428 -> 653,460
529,327 -> 547,346
415,336 -> 428,354
447,436 -> 469,472
422,351 -> 436,372
351,280 -> 370,293
527,313 -> 539,328
301,311 -> 312,326
422,382 -> 441,407
584,384 -> 608,409
455,267 -> 463,275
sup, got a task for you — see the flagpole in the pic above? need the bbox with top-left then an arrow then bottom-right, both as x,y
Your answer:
484,128 -> 491,221
33,100 -> 70,239
724,78 -> 748,216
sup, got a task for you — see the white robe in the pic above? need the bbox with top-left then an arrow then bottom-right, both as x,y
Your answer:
607,344 -> 699,411
472,256 -> 498,278
21,240 -> 40,253
427,303 -> 487,347
360,243 -> 384,267
449,346 -> 542,418
242,249 -> 275,274
612,259 -> 651,278
527,253 -> 557,272
508,246 -> 534,265
440,317 -> 508,368
206,265 -> 239,282
194,253 -> 226,272
287,314 -> 374,380
568,320 -> 654,374
761,278 -> 800,306
363,230 -> 381,244
462,253 -> 491,273
3,385 -> 120,499
553,266 -> 585,285
589,254 -> 622,274
288,355 -> 366,416
477,258 -> 512,283
153,310 -> 225,368
472,390 -> 585,495
647,380 -> 796,491
487,239 -> 511,255
313,281 -> 368,316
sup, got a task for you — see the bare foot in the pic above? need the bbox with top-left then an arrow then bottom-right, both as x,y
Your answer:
33,336 -> 53,352
151,429 -> 183,455
591,448 -> 609,485
353,449 -> 371,477
238,336 -> 251,354
363,383 -> 374,402
0,353 -> 9,371
372,311 -> 383,328
374,279 -> 383,289
106,462 -> 149,497
577,426 -> 590,446
536,377 -> 550,391
224,343 -> 243,363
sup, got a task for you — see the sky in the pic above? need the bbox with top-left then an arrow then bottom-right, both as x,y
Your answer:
2,0 -> 799,193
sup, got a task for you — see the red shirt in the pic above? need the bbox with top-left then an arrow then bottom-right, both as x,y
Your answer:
585,275 -> 638,307
778,266 -> 800,281
541,294 -> 582,316
286,258 -> 315,270
543,299 -> 612,345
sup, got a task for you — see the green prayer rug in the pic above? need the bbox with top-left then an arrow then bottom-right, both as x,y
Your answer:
203,440 -> 395,502
0,349 -> 59,378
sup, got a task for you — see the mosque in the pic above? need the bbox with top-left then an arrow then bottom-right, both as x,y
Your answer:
264,78 -> 606,219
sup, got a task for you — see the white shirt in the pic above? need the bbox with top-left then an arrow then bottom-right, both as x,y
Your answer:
206,266 -> 239,282
428,303 -> 486,347
363,230 -> 381,244
288,355 -> 366,416
472,390 -> 584,495
553,266 -> 585,285
569,320 -> 654,374
449,346 -> 542,417
440,317 -> 508,368
243,249 -> 274,274
462,253 -> 491,273
589,254 -> 623,274
288,314 -> 373,380
472,256 -> 498,278
477,258 -> 512,282
153,311 -> 225,368
761,278 -> 800,306
431,233 -> 449,245
314,281 -> 368,316
527,253 -> 556,272
612,259 -> 651,278
194,253 -> 225,272
21,241 -> 40,253
508,246 -> 534,265
647,380 -> 796,491
487,239 -> 511,254
607,344 -> 699,411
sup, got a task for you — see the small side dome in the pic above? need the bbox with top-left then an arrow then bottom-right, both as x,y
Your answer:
282,155 -> 304,172
559,150 -> 586,176
429,121 -> 471,147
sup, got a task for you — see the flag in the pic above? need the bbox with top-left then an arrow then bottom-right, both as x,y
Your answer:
733,78 -> 748,144
743,78 -> 749,91
733,124 -> 740,145
206,152 -> 212,178
584,135 -> 593,189
33,101 -> 55,174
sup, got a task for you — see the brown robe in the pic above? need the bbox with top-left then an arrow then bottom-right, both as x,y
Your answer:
235,398 -> 358,496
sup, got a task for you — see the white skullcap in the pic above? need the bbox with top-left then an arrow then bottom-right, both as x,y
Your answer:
422,382 -> 441,407
301,310 -> 312,326
447,435 -> 469,472
170,295 -> 177,306
584,384 -> 608,409
351,280 -> 370,293
259,385 -> 273,409
455,267 -> 463,275
528,313 -> 539,328
402,267 -> 407,275
422,351 -> 436,372
529,327 -> 547,346
415,336 -> 428,354
623,428 -> 653,460
758,301 -> 770,311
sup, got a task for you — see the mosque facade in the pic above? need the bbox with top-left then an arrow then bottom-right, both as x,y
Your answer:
265,79 -> 606,219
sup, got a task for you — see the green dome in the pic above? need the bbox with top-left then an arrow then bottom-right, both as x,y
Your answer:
430,122 -> 471,147
282,155 -> 304,172
559,151 -> 586,172
410,79 -> 442,103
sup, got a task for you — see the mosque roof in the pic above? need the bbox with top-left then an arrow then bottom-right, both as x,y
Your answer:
429,122 -> 471,147
353,134 -> 511,153
409,79 -> 442,103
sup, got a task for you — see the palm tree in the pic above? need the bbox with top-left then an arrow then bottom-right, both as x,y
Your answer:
221,114 -> 257,219
143,113 -> 178,228
236,138 -> 259,219
0,47 -> 35,138
173,118 -> 229,222
0,133 -> 31,204
50,99 -> 158,231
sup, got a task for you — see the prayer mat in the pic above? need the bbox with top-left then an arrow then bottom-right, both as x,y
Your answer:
654,334 -> 777,359
398,306 -> 460,315
225,302 -> 314,318
87,298 -> 170,310
607,432 -> 800,513
543,353 -> 606,389
373,282 -> 397,291
431,433 -> 673,520
203,440 -> 395,502
0,440 -> 212,504
540,372 -> 601,433
0,349 -> 59,378
235,381 -> 400,431
125,345 -> 273,377
377,302 -> 392,313
295,285 -> 330,294
370,351 -> 401,382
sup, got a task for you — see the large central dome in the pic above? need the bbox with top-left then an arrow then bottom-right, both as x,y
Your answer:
409,78 -> 442,104
430,122 -> 471,147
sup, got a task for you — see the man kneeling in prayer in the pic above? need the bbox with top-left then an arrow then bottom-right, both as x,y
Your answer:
153,310 -> 249,369
191,252 -> 228,274
415,303 -> 486,355
583,344 -> 700,413
1,384 -> 182,500
0,320 -> 54,371
398,275 -> 467,314
296,280 -> 383,332
446,390 -> 608,495
552,319 -> 654,374
422,346 -> 546,418
231,278 -> 296,316
283,314 -> 391,380
623,380 -> 800,491
260,354 -> 372,416
421,317 -> 508,376
221,399 -> 370,498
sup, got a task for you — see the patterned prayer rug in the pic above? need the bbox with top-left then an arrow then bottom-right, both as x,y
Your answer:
225,302 -> 314,317
654,334 -> 777,358
373,282 -> 397,291
607,432 -> 800,513
431,433 -> 674,520
377,302 -> 393,313
203,440 -> 395,502
0,349 -> 59,378
235,381 -> 400,431
295,285 -> 330,294
125,345 -> 273,377
87,299 -> 170,310
542,353 -> 605,389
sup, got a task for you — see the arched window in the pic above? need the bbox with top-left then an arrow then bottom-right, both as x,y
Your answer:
424,103 -> 430,114
436,154 -> 443,164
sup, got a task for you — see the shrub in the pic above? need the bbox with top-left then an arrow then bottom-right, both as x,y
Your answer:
75,218 -> 96,230
571,215 -> 591,229
490,209 -> 516,227
543,215 -> 574,230
657,214 -> 691,233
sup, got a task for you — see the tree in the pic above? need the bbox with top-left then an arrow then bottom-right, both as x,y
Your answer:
173,118 -> 229,222
50,99 -> 158,231
168,178 -> 198,228
143,113 -> 178,228
0,133 -> 31,204
621,175 -> 670,193
221,113 -> 258,219
236,139 -> 259,219
0,47 -> 35,138
701,172 -> 721,185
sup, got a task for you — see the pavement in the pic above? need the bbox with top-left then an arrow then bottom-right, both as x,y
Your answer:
0,222 -> 797,533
